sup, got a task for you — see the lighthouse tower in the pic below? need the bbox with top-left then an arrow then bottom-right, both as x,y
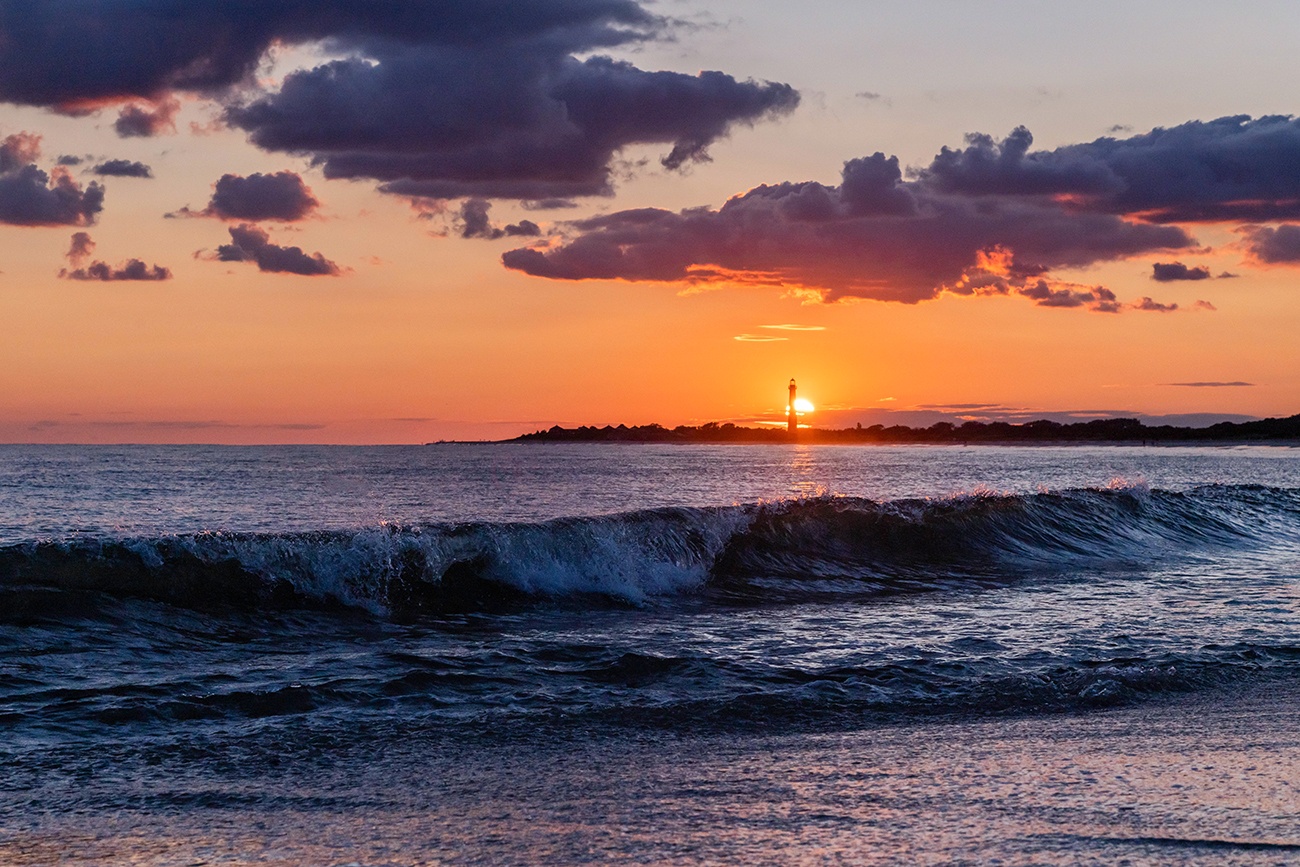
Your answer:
787,379 -> 798,435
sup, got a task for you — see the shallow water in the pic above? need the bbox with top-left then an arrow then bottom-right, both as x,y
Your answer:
1,443 -> 1298,863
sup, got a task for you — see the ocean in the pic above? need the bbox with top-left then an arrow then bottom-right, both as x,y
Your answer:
2,443 -> 1298,865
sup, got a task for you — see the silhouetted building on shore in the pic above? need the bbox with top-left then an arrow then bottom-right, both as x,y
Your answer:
788,379 -> 798,436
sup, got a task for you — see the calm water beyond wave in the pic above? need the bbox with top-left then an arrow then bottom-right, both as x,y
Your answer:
2,443 -> 1298,864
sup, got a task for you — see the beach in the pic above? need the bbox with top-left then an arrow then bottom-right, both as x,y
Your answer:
1,443 -> 1297,864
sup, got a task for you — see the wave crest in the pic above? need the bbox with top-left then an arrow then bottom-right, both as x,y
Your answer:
1,484 -> 1294,616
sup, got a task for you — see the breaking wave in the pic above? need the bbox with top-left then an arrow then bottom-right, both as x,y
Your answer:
1,484 -> 1297,617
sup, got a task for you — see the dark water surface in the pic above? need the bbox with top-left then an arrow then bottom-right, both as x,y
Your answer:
2,444 -> 1298,864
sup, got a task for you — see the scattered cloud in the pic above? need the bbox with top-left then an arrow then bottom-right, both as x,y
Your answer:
0,137 -> 103,226
60,259 -> 172,281
1240,223 -> 1300,263
1130,296 -> 1180,312
91,159 -> 153,178
173,171 -> 320,222
760,323 -> 826,331
1151,261 -> 1210,281
59,232 -> 171,280
66,231 -> 95,266
733,334 -> 787,342
856,91 -> 891,106
0,131 -> 41,171
114,97 -> 180,138
458,198 -> 541,240
213,223 -> 341,276
523,199 -> 580,211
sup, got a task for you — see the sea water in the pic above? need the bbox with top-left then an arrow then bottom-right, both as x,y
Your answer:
1,443 -> 1298,864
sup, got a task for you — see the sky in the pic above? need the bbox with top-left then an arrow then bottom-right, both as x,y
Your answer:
1,0 -> 1298,443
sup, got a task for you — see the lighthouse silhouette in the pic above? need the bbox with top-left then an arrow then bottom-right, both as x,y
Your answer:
787,378 -> 798,436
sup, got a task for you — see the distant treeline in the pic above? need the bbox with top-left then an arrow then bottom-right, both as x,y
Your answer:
511,414 -> 1300,444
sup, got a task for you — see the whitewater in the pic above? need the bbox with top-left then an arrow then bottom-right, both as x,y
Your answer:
2,443 -> 1298,864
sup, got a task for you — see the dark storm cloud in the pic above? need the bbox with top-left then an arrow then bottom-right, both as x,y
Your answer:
204,172 -> 320,222
919,115 -> 1300,223
0,1 -> 794,201
1240,224 -> 1300,263
60,258 -> 172,281
214,224 -> 340,276
114,98 -> 179,137
1151,262 -> 1210,281
0,0 -> 657,106
458,199 -> 541,239
231,54 -> 798,200
92,159 -> 153,178
503,148 -> 1191,306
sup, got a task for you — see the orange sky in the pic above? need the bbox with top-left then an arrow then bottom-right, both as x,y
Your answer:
1,2 -> 1298,443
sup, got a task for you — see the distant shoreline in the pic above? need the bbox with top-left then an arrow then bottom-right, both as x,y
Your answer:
502,414 -> 1300,446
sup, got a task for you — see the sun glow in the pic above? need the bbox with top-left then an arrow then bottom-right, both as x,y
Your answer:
793,398 -> 815,413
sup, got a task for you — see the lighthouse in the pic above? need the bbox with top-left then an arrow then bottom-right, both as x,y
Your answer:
787,378 -> 798,435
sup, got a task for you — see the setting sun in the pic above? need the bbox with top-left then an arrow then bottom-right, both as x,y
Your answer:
793,398 -> 815,413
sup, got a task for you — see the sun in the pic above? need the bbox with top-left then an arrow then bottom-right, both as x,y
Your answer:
793,398 -> 815,413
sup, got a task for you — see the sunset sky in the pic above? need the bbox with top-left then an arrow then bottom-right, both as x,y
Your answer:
2,0 -> 1298,443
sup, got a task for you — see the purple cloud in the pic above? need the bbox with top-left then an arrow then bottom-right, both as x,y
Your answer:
0,1 -> 797,202
1241,224 -> 1300,263
1151,262 -> 1211,281
114,97 -> 179,137
92,159 -> 153,178
214,224 -> 340,276
199,171 -> 320,222
504,146 -> 1190,308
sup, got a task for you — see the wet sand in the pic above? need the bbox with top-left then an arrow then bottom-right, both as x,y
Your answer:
4,683 -> 1298,865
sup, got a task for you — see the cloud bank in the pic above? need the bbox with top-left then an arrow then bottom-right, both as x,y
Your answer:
506,116 -> 1300,307
0,0 -> 798,201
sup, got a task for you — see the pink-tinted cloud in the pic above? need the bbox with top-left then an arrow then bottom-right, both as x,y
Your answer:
508,118 -> 1300,308
1240,223 -> 1300,263
66,231 -> 94,266
504,149 -> 1191,308
0,163 -> 103,226
114,97 -> 179,138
